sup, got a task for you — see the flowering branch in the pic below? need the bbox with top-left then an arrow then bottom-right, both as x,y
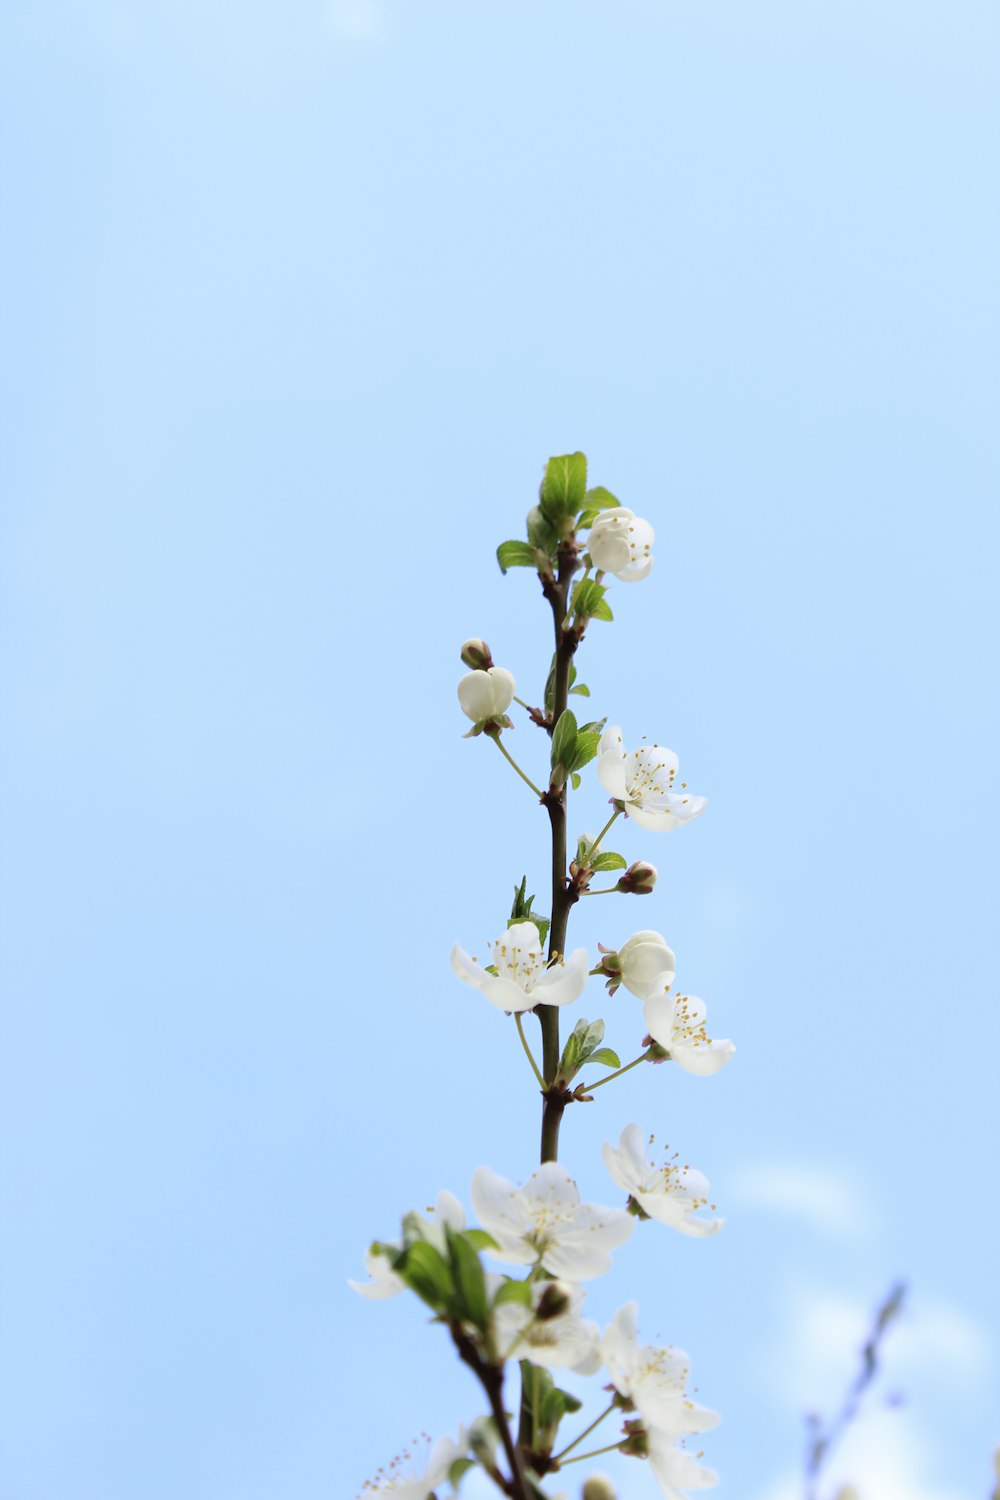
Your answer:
352,453 -> 734,1500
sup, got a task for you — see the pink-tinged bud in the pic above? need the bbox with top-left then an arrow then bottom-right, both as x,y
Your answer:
583,1478 -> 618,1500
616,860 -> 657,895
460,637 -> 493,670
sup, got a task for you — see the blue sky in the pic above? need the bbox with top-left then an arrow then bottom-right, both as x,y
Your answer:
1,3 -> 998,1499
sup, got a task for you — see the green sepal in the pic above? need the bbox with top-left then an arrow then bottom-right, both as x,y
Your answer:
446,1225 -> 490,1332
492,1278 -> 533,1309
497,539 -> 542,574
538,452 -> 587,527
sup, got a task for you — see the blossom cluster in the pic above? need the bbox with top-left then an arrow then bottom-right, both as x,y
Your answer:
352,455 -> 736,1500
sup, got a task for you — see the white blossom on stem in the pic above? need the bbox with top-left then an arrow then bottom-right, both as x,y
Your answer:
450,922 -> 589,1013
349,1191 -> 466,1299
601,1303 -> 720,1437
603,930 -> 676,999
642,976 -> 735,1076
597,727 -> 706,832
471,1161 -> 634,1279
457,666 -> 516,723
602,1124 -> 724,1238
587,507 -> 655,582
357,1429 -> 468,1500
491,1277 -> 601,1371
646,1429 -> 719,1500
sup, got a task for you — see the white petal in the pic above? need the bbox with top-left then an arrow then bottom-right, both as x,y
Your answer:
471,1165 -> 527,1238
643,992 -> 677,1049
673,1038 -> 736,1076
530,947 -> 590,1005
450,943 -> 489,991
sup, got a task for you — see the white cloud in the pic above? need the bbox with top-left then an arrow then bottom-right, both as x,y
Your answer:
324,0 -> 391,44
727,1161 -> 874,1240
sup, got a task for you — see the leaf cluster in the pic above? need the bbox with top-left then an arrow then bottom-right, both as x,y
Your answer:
496,452 -> 622,573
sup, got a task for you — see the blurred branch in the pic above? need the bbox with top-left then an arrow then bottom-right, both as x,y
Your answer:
804,1282 -> 906,1500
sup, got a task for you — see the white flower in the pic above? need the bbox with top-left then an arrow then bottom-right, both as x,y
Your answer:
587,507 -> 655,582
492,1278 -> 601,1371
457,666 -> 515,722
349,1190 -> 466,1299
602,1124 -> 724,1238
601,1303 -> 720,1437
471,1161 -> 634,1279
358,1429 -> 467,1500
646,1429 -> 719,1500
643,976 -> 735,1077
612,930 -> 677,1000
597,727 -> 706,832
451,922 -> 589,1014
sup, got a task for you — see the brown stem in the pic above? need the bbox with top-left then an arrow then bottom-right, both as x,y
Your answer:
453,1329 -> 533,1500
536,545 -> 580,1164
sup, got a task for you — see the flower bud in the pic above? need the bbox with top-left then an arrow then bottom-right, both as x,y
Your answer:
535,1279 -> 573,1321
582,1478 -> 617,1500
614,930 -> 676,1000
616,860 -> 658,895
457,667 -> 516,723
460,638 -> 493,671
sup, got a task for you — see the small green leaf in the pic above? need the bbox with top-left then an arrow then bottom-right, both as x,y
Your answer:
492,1278 -> 533,1309
449,1457 -> 476,1487
569,682 -> 590,697
539,452 -> 588,525
589,1047 -> 621,1069
550,709 -> 578,774
497,540 -> 541,574
464,1228 -> 499,1251
568,731 -> 600,772
570,772 -> 581,790
582,485 -> 620,512
590,596 -> 614,622
526,505 -> 559,555
446,1226 -> 489,1332
397,1240 -> 454,1312
591,850 -> 626,872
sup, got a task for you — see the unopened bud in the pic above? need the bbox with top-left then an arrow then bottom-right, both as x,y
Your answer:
616,860 -> 658,895
582,1477 -> 617,1500
536,1280 -> 573,1320
460,638 -> 493,670
457,667 -> 515,723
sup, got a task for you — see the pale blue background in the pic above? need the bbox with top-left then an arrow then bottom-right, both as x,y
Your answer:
1,3 -> 998,1499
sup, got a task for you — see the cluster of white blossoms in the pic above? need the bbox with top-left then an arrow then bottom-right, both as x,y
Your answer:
353,468 -> 735,1500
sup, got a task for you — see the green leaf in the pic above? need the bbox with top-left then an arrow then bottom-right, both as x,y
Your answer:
569,682 -> 590,697
464,1228 -> 499,1251
590,595 -> 614,621
397,1240 -> 454,1312
497,539 -> 541,574
569,731 -> 600,772
583,485 -> 620,512
468,1416 -> 499,1464
539,452 -> 588,525
591,850 -> 626,872
589,1047 -> 621,1069
525,505 -> 559,555
570,772 -> 581,790
559,1017 -> 608,1081
550,709 -> 578,774
446,1226 -> 489,1332
449,1457 -> 476,1487
539,1384 -> 583,1429
492,1278 -> 533,1309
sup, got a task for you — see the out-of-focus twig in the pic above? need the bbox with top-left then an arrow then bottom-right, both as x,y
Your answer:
803,1282 -> 906,1500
